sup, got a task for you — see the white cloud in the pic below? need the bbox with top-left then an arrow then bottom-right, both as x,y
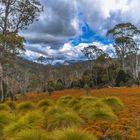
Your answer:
21,0 -> 140,62
23,41 -> 113,63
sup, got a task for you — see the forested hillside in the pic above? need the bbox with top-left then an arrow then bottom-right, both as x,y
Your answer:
4,54 -> 140,100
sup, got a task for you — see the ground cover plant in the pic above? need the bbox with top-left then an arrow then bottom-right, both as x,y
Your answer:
0,92 -> 126,140
16,87 -> 140,140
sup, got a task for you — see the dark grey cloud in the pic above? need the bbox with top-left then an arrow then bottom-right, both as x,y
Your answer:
22,0 -> 79,49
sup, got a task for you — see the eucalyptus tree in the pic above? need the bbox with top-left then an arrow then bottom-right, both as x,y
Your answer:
130,29 -> 140,79
107,23 -> 139,74
82,45 -> 105,87
0,0 -> 42,102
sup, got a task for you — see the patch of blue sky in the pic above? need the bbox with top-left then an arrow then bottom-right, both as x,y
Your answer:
69,22 -> 112,46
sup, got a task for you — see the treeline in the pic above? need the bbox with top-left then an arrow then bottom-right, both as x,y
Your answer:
4,54 -> 140,99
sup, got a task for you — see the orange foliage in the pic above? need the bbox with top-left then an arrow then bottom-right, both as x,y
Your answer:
17,87 -> 140,139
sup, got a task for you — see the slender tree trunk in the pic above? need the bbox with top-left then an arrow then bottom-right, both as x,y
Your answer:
0,62 -> 4,102
135,55 -> 139,79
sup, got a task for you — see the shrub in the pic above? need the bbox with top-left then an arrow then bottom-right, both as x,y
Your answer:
17,102 -> 35,112
4,111 -> 43,136
115,70 -> 132,87
84,84 -> 91,95
79,101 -> 117,121
101,97 -> 124,111
55,80 -> 64,90
47,84 -> 55,95
0,104 -> 11,112
52,127 -> 97,140
12,129 -> 50,140
37,99 -> 53,108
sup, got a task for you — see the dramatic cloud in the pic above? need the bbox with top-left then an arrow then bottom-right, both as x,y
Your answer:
21,0 -> 140,63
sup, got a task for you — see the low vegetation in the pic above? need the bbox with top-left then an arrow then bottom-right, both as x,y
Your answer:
0,95 -> 126,140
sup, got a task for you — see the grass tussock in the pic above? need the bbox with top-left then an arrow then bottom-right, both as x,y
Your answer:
17,102 -> 35,112
0,104 -> 11,112
44,105 -> 84,130
101,96 -> 124,111
0,111 -> 13,134
4,111 -> 43,136
57,96 -> 75,105
5,101 -> 17,110
11,129 -> 50,140
0,94 -> 125,140
37,99 -> 53,108
79,101 -> 117,121
52,127 -> 97,140
67,97 -> 82,107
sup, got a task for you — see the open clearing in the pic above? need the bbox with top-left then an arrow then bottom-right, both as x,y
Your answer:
17,87 -> 140,139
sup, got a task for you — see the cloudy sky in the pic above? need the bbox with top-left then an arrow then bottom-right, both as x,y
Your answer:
21,0 -> 140,64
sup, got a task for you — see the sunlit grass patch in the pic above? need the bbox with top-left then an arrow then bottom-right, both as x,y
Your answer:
52,127 -> 97,140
